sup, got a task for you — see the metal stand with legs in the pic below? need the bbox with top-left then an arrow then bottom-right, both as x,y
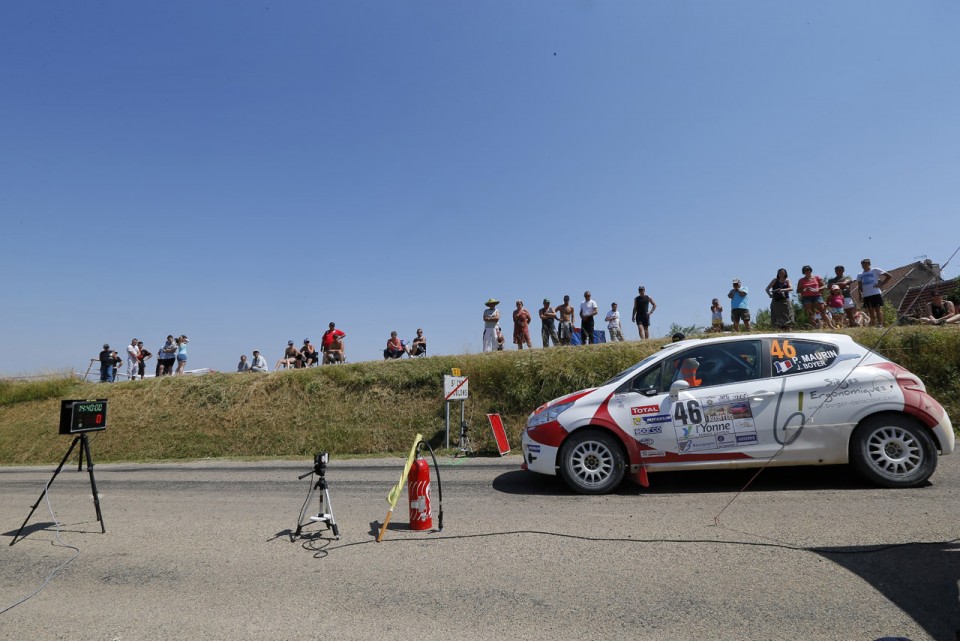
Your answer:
11,434 -> 105,546
455,419 -> 474,458
293,454 -> 339,540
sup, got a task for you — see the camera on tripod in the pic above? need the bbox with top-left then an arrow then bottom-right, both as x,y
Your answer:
313,452 -> 329,477
294,451 -> 338,540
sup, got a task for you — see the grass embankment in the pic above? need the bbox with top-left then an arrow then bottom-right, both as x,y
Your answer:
1,327 -> 958,466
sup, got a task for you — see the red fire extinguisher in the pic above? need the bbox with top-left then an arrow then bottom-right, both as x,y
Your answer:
408,456 -> 433,530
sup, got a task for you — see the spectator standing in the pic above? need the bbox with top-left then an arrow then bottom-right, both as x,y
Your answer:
301,339 -> 319,367
856,259 -> 891,327
605,302 -> 624,342
158,335 -> 177,376
797,266 -> 833,329
237,355 -> 250,372
826,285 -> 846,326
631,286 -> 657,339
579,291 -> 599,345
126,338 -> 140,381
512,300 -> 533,349
539,299 -> 559,348
765,268 -> 794,330
482,299 -> 500,353
384,331 -> 405,359
321,323 -> 346,362
99,343 -> 114,382
710,299 -> 724,332
250,350 -> 267,372
556,296 -> 575,345
827,266 -> 857,327
175,335 -> 189,375
136,341 -> 151,380
728,279 -> 751,331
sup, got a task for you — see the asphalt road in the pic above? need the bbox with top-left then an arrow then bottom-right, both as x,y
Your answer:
1,452 -> 957,641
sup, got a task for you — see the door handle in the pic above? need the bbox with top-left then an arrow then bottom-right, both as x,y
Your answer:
750,391 -> 776,401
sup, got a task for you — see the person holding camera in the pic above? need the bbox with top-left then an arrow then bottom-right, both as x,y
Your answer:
174,335 -> 189,375
765,268 -> 794,329
728,279 -> 751,331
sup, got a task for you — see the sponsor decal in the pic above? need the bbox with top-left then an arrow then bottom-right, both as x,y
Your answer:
631,404 -> 660,416
643,414 -> 671,424
527,444 -> 541,453
640,449 -> 665,458
674,395 -> 758,451
634,425 -> 663,436
613,394 -> 626,409
638,437 -> 655,446
774,347 -> 840,376
678,438 -> 718,452
774,360 -> 794,374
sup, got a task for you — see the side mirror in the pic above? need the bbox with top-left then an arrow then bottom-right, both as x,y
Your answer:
669,379 -> 690,400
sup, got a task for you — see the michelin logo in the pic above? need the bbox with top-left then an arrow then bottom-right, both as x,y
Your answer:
643,414 -> 671,424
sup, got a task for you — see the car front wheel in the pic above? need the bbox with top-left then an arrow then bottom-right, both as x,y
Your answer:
558,430 -> 625,495
850,414 -> 938,488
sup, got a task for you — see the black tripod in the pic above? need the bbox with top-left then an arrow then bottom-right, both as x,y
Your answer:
454,419 -> 473,458
293,453 -> 339,540
11,433 -> 105,546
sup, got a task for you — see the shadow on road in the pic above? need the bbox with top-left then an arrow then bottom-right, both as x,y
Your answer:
815,540 -> 960,641
492,465 -> 887,496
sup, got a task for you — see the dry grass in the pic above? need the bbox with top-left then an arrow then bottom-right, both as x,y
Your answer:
1,327 -> 957,465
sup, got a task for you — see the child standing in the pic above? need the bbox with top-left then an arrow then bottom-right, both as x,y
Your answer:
711,299 -> 724,332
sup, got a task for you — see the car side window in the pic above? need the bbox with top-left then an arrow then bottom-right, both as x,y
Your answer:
666,340 -> 762,389
770,339 -> 839,376
627,364 -> 663,395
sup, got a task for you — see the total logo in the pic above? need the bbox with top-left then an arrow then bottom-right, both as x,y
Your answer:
631,404 -> 660,416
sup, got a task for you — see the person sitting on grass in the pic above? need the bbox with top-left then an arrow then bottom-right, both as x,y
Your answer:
250,350 -> 267,372
918,293 -> 960,325
275,341 -> 299,370
408,328 -> 427,357
324,333 -> 345,364
384,331 -> 405,360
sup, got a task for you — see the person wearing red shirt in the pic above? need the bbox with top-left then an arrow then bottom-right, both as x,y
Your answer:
321,322 -> 346,364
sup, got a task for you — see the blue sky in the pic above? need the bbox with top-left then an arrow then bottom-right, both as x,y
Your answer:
2,1 -> 958,376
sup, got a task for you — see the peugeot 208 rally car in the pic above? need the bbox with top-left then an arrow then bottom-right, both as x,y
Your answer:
521,333 -> 954,494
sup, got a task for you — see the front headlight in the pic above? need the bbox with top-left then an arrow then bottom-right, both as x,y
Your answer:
528,401 -> 575,428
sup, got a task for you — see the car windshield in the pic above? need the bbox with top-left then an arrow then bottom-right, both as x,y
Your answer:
600,352 -> 665,386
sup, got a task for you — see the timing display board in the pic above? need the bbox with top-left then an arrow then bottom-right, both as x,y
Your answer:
59,399 -> 108,434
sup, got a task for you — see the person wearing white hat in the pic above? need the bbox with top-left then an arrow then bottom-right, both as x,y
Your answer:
482,298 -> 500,353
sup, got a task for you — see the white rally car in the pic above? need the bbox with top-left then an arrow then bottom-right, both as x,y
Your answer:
521,333 -> 954,494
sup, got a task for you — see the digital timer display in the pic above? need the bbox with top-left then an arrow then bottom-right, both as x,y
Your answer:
59,399 -> 108,434
74,402 -> 106,430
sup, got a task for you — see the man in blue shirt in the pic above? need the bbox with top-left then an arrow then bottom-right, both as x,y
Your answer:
728,278 -> 751,331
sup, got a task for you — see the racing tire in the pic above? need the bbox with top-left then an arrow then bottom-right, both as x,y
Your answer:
850,414 -> 938,488
558,430 -> 625,495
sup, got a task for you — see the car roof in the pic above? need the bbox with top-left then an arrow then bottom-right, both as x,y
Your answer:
664,332 -> 856,348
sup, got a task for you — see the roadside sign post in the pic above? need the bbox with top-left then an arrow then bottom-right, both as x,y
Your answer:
443,373 -> 469,450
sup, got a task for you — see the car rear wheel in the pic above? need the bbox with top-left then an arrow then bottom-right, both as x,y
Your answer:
559,430 -> 625,495
850,414 -> 937,488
